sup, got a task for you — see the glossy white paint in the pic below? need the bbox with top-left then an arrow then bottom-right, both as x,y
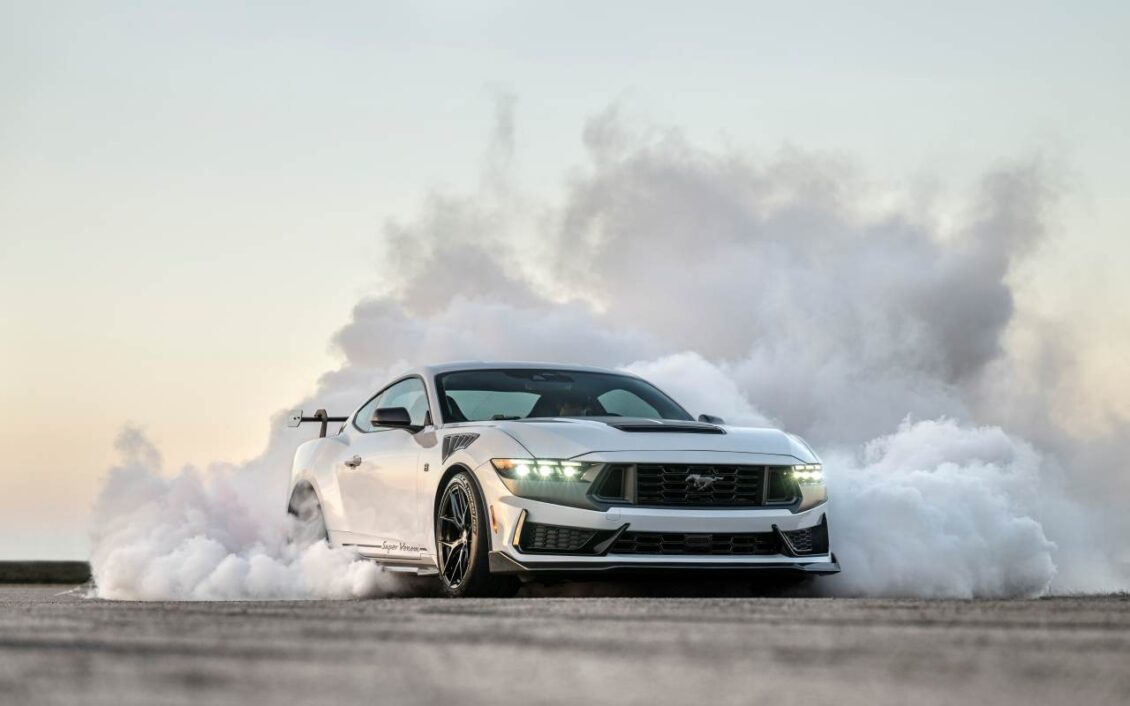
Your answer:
288,361 -> 832,575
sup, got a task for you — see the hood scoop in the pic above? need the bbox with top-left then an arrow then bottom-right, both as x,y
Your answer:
606,420 -> 725,435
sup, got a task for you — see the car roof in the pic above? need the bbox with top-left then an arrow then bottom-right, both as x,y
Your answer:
407,361 -> 641,379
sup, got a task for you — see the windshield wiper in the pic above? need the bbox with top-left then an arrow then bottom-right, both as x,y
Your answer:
491,414 -> 523,421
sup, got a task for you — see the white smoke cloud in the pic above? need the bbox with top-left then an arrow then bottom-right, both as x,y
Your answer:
625,353 -> 775,429
90,428 -> 390,600
822,419 -> 1057,598
634,358 -> 1124,597
89,101 -> 1129,600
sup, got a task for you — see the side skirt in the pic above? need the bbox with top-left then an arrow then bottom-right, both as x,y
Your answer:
340,546 -> 440,576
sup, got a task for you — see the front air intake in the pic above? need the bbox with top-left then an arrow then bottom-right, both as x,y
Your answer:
518,522 -> 597,553
778,516 -> 830,556
610,531 -> 780,556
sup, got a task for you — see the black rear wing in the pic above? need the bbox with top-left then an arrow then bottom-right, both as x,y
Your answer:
287,409 -> 348,438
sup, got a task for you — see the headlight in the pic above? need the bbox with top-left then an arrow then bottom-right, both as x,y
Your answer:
790,463 -> 824,484
492,458 -> 593,481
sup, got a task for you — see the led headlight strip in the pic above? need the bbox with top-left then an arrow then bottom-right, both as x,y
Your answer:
790,463 -> 824,484
492,458 -> 590,481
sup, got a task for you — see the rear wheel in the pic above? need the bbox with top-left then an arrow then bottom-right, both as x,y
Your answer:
435,472 -> 520,598
288,485 -> 329,548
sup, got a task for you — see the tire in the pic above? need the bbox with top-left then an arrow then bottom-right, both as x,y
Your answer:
288,485 -> 330,548
435,472 -> 520,598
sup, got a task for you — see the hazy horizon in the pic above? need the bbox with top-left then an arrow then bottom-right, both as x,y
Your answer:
3,1 -> 1129,560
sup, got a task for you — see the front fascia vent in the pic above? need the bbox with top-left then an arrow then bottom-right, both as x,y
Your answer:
442,433 -> 479,462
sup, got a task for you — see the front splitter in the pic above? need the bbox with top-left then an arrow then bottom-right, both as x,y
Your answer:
488,551 -> 840,578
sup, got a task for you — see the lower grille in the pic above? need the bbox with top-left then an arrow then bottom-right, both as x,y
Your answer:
515,518 -> 829,557
611,531 -> 780,556
519,522 -> 596,553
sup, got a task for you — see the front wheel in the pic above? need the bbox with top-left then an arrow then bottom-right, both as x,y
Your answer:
435,472 -> 519,598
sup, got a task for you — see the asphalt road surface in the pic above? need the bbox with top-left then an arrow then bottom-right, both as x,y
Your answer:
1,584 -> 1127,705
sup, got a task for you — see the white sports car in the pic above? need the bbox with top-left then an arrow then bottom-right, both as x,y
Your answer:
287,362 -> 838,597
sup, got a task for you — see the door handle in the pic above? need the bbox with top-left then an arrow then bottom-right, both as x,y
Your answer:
344,455 -> 362,468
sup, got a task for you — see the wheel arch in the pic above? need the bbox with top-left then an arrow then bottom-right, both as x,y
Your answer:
433,462 -> 484,521
287,477 -> 323,514
431,461 -> 500,553
432,460 -> 520,596
287,474 -> 327,524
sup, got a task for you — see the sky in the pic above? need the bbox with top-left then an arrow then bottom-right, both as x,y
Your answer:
2,1 -> 1129,559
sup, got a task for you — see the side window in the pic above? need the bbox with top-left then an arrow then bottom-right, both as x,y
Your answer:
354,378 -> 431,431
354,392 -> 385,433
382,378 -> 430,426
597,389 -> 661,419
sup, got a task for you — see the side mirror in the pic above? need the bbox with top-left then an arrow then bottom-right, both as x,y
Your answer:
373,407 -> 419,431
698,414 -> 725,425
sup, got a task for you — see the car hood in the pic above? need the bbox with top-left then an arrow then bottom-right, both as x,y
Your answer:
479,417 -> 817,462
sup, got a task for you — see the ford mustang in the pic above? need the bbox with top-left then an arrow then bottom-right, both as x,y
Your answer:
286,362 -> 838,597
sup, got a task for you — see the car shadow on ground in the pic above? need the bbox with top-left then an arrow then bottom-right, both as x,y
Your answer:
382,571 -> 816,598
380,570 -> 817,598
518,578 -> 815,598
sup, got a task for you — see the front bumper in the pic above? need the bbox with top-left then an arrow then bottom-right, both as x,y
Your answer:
488,552 -> 840,577
484,492 -> 839,578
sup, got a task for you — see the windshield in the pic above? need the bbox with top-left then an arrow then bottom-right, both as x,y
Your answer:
435,369 -> 693,423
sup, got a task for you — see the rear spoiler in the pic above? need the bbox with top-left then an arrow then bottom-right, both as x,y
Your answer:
287,409 -> 348,438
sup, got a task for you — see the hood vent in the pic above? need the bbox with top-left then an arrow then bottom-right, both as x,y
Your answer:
607,421 -> 725,435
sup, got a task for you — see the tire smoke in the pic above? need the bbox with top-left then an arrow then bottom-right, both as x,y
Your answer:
90,429 -> 391,600
89,103 -> 1128,599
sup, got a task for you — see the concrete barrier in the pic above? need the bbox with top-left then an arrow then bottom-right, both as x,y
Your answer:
0,561 -> 91,584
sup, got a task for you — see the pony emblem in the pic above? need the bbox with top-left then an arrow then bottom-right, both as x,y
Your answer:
685,473 -> 721,491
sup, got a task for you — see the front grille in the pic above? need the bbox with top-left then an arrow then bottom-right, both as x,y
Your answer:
519,522 -> 596,553
634,464 -> 768,506
611,531 -> 780,556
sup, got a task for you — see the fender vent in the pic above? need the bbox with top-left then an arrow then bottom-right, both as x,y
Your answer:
442,433 -> 479,462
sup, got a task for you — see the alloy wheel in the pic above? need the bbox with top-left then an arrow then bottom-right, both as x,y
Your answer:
437,483 -> 474,588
